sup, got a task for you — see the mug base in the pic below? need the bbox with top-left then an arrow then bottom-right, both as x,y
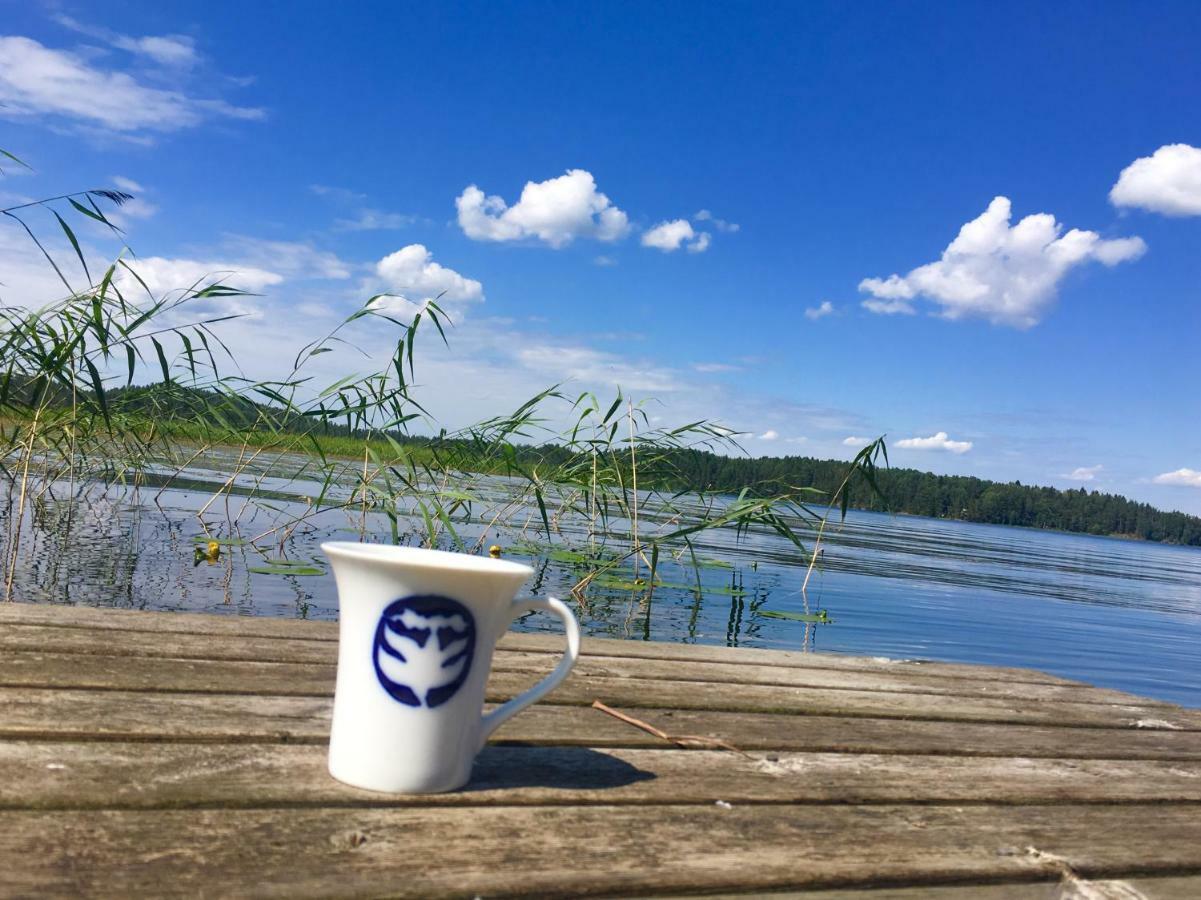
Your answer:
328,761 -> 471,795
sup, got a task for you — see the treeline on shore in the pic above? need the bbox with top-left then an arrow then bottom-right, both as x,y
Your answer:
104,385 -> 1201,547
642,448 -> 1201,546
482,442 -> 1201,547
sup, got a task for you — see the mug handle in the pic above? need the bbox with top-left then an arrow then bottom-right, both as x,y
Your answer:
478,596 -> 580,750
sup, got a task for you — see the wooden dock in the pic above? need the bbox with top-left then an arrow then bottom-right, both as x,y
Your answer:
1,603 -> 1200,898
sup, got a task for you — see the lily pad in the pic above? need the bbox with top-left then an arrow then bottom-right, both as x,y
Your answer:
760,609 -> 833,623
693,557 -> 735,569
248,565 -> 325,577
591,575 -> 662,591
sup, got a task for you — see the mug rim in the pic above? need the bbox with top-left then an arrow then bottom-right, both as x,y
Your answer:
321,541 -> 534,578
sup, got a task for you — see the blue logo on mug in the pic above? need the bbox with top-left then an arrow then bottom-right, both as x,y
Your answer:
372,595 -> 476,708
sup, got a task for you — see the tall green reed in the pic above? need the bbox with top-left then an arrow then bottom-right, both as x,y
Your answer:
1,150 -> 888,616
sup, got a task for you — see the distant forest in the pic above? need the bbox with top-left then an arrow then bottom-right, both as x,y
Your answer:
104,385 -> 1201,547
636,447 -> 1201,547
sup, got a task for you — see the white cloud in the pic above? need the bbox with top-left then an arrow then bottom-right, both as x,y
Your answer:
859,197 -> 1146,328
334,209 -> 420,231
1064,465 -> 1103,482
111,176 -> 144,193
116,256 -> 284,297
227,237 -> 351,281
310,184 -> 367,203
456,169 -> 629,247
309,184 -> 420,232
0,223 -> 87,305
694,209 -> 740,233
593,255 -> 617,267
99,177 -> 158,226
55,15 -> 199,68
1110,144 -> 1201,216
861,297 -> 915,316
642,219 -> 692,251
0,36 -> 263,138
374,244 -> 483,314
1153,468 -> 1201,488
641,219 -> 711,253
693,362 -> 739,373
805,300 -> 835,320
758,429 -> 779,441
516,343 -> 679,393
842,436 -> 870,448
896,431 -> 973,454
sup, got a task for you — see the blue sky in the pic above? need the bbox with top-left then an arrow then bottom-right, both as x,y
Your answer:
2,1 -> 1200,512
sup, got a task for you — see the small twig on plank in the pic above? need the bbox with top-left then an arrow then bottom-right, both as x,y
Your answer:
1025,847 -> 1147,899
591,700 -> 753,758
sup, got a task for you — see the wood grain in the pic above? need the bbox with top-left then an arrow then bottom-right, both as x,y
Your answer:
4,688 -> 1199,759
5,741 -> 1201,811
3,804 -> 1200,898
0,602 -> 1082,684
0,644 -> 1169,714
4,603 -> 1199,898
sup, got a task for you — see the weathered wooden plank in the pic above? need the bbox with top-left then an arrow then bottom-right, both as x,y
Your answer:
2,650 -> 1193,729
0,642 -> 1162,711
677,878 -> 1201,900
497,650 -> 1164,707
6,741 -> 1201,811
0,601 -> 340,641
0,603 -> 1081,685
4,689 -> 1199,759
3,804 -> 1200,898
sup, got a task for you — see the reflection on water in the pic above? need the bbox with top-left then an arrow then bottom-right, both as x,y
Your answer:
3,460 -> 1200,708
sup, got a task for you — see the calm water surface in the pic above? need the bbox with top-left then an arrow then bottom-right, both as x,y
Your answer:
6,458 -> 1200,707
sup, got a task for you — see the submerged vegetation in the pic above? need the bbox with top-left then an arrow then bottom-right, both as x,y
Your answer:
0,151 -> 887,625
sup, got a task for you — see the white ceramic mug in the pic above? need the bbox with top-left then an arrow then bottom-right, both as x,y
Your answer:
321,542 -> 580,793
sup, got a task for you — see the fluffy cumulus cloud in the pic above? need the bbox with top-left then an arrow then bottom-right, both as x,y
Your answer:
895,431 -> 973,454
0,36 -> 262,137
859,197 -> 1146,328
1110,144 -> 1201,216
1064,465 -> 1103,482
757,429 -> 779,441
456,169 -> 629,247
374,244 -> 483,311
842,436 -> 869,448
1153,468 -> 1201,488
805,300 -> 835,320
641,219 -> 710,253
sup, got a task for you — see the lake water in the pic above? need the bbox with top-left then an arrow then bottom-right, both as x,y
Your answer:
5,455 -> 1200,707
